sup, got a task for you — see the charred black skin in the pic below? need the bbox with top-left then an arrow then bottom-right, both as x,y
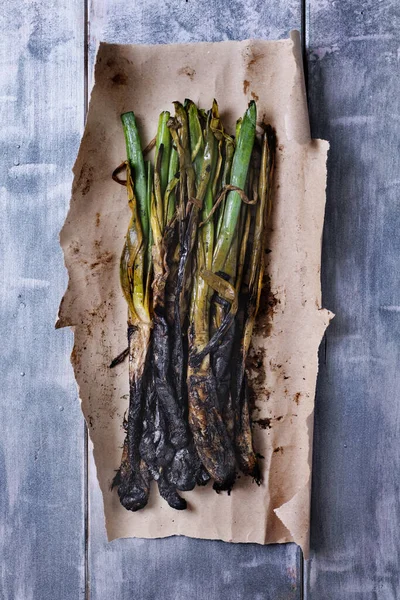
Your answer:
189,308 -> 236,368
158,477 -> 187,510
152,309 -> 188,447
139,369 -> 174,474
165,219 -> 211,492
237,374 -> 261,483
139,213 -> 209,508
139,368 -> 187,510
112,326 -> 151,511
111,437 -> 151,512
165,218 -> 190,416
210,296 -> 236,440
167,443 -> 209,490
188,355 -> 237,491
195,463 -> 211,486
109,346 -> 129,368
153,308 -> 210,496
113,309 -> 210,511
230,297 -> 260,481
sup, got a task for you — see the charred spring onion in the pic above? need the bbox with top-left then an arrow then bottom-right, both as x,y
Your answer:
112,100 -> 276,511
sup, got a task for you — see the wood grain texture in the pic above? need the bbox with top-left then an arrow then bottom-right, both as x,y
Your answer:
306,1 -> 400,598
87,1 -> 303,598
9,0 -> 395,596
0,1 -> 86,598
89,449 -> 302,600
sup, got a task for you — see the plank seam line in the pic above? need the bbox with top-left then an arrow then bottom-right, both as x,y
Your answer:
83,0 -> 90,596
301,3 -> 308,598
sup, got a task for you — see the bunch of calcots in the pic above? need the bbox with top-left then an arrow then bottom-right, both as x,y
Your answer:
111,99 -> 275,511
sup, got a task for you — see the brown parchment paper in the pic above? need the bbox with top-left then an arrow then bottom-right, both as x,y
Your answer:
57,31 -> 332,557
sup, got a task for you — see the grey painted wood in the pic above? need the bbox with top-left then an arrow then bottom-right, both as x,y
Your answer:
10,0 -> 396,596
0,1 -> 86,598
306,1 -> 400,598
89,452 -> 302,600
87,1 -> 303,598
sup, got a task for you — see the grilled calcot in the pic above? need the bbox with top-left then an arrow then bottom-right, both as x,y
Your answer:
111,100 -> 276,511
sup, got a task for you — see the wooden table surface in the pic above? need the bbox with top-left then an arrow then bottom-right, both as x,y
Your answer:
1,1 -> 398,598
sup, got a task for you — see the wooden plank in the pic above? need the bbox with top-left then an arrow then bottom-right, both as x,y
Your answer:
306,2 -> 400,598
0,1 -> 86,598
89,450 -> 302,600
87,1 -> 303,598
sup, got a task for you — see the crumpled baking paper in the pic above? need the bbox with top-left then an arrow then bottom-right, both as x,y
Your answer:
57,31 -> 332,557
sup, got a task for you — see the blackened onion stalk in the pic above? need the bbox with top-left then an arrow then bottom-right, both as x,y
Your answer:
112,100 -> 276,512
112,113 -> 152,510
